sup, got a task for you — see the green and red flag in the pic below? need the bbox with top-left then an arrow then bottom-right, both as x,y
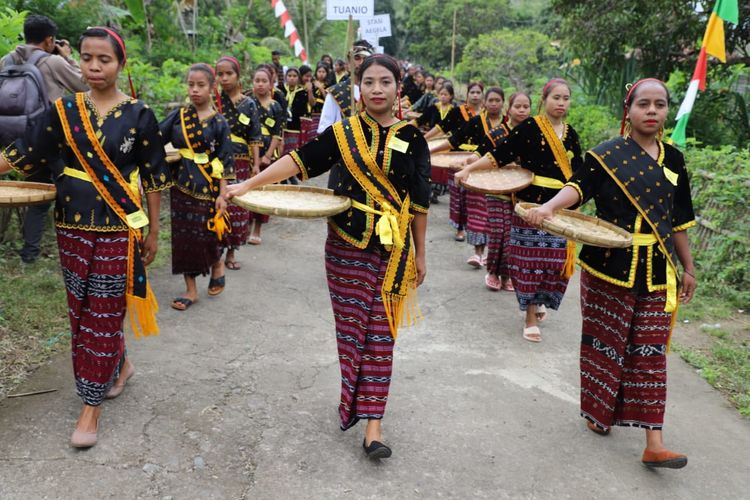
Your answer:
670,0 -> 739,146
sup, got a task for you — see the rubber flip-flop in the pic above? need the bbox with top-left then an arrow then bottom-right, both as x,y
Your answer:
207,276 -> 226,296
225,260 -> 242,271
485,274 -> 501,291
248,235 -> 262,245
171,297 -> 195,311
523,326 -> 542,343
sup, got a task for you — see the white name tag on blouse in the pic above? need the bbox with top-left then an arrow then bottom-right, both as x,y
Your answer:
387,137 -> 409,154
239,113 -> 251,125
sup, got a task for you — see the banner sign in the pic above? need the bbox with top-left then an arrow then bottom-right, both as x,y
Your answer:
326,0 -> 374,20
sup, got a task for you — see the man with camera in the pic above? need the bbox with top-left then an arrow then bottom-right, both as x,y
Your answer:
1,14 -> 88,264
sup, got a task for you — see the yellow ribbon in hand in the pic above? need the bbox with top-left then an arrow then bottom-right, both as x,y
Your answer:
207,210 -> 231,241
351,199 -> 404,250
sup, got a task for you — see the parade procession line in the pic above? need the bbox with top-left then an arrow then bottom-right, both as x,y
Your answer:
1,177 -> 749,500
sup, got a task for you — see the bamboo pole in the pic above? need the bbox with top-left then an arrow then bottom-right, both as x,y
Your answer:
302,0 -> 310,62
450,7 -> 457,76
347,15 -> 356,116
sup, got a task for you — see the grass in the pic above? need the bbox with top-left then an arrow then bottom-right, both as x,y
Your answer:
673,337 -> 750,417
0,214 -> 69,398
0,202 -> 171,398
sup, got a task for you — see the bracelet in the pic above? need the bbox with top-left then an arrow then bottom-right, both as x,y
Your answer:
683,269 -> 696,279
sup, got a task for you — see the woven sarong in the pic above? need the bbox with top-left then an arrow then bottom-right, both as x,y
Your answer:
170,187 -> 223,275
300,115 -> 320,145
225,157 -> 250,249
57,228 -> 128,406
580,270 -> 671,431
448,172 -> 467,230
282,129 -> 302,157
485,196 -> 513,278
465,191 -> 488,246
324,229 -> 395,430
508,214 -> 570,311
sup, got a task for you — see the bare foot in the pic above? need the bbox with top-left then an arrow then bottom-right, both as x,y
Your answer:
76,404 -> 101,434
364,419 -> 382,446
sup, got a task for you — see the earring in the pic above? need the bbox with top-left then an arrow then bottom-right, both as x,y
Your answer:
623,119 -> 632,138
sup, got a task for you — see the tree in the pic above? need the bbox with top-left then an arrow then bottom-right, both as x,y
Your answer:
455,28 -> 560,90
550,0 -> 705,110
402,0 -> 514,69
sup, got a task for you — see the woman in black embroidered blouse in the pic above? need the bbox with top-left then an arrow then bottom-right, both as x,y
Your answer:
216,56 -> 262,270
160,64 -> 234,310
456,78 -> 583,342
248,65 -> 286,244
525,79 -> 696,469
226,54 -> 429,460
0,27 -> 171,448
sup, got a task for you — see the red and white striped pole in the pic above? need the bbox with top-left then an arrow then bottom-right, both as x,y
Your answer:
271,0 -> 309,65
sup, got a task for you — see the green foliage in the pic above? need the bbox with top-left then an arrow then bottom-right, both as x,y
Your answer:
0,7 -> 25,56
455,29 -> 560,91
667,65 -> 750,149
684,145 -> 750,308
403,0 -> 513,70
566,103 -> 619,151
126,58 -> 189,120
551,0 -> 704,88
674,339 -> 750,418
10,0 -> 103,42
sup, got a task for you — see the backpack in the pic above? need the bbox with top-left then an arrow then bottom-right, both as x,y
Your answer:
0,50 -> 50,147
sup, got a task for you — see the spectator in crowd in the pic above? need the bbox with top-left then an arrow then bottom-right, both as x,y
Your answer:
0,14 -> 88,264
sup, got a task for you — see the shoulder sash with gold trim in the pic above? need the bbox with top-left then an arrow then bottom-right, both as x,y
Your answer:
219,92 -> 252,147
533,114 -> 576,278
481,112 -> 509,148
589,136 -> 679,312
459,104 -> 477,123
328,80 -> 355,117
533,115 -> 573,180
331,115 -> 420,337
56,93 -> 159,338
179,106 -> 224,180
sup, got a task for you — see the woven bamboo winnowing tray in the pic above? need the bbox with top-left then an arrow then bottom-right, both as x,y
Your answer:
231,185 -> 351,219
461,164 -> 533,194
430,151 -> 477,170
0,180 -> 56,207
515,202 -> 633,248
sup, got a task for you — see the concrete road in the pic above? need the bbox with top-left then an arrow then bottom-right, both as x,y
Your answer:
1,185 -> 748,500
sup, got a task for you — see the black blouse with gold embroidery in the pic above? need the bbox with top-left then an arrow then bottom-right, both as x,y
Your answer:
436,104 -> 478,137
416,102 -> 452,130
310,84 -> 326,115
253,97 -> 285,157
220,93 -> 262,158
568,140 -> 695,291
159,107 -> 234,202
449,113 -> 508,155
282,86 -> 309,131
1,94 -> 171,231
488,117 -> 583,204
289,113 -> 431,249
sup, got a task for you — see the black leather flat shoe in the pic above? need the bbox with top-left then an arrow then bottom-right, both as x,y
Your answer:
363,439 -> 392,459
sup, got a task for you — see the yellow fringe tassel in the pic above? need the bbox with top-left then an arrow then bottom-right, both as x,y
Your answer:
666,303 -> 679,353
126,283 -> 160,338
382,285 -> 423,340
561,240 -> 577,278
